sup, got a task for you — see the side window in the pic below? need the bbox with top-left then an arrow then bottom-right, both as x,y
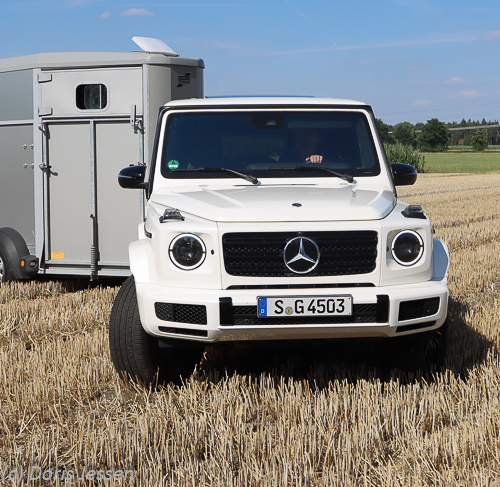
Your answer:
76,84 -> 108,110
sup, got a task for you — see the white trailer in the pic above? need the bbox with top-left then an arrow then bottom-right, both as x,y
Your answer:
0,38 -> 204,281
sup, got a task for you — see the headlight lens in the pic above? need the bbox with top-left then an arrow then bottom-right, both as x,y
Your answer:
169,234 -> 206,270
391,230 -> 424,266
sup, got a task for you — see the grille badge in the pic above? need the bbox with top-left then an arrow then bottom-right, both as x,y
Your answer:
283,237 -> 320,274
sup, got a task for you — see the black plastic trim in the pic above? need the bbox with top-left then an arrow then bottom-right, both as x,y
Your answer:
395,321 -> 436,334
227,283 -> 375,290
219,297 -> 234,326
158,326 -> 208,338
376,295 -> 390,323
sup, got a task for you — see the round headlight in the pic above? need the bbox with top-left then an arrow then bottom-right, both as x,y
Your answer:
391,230 -> 424,266
169,234 -> 206,270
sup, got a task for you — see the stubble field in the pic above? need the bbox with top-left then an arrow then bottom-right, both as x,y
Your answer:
1,172 -> 500,486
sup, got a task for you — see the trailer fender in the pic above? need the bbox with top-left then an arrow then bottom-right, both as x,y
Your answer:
0,228 -> 39,281
129,239 -> 151,284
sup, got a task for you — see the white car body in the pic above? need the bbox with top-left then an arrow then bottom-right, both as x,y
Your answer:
129,97 -> 449,344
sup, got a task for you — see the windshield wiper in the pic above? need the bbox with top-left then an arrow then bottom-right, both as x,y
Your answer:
268,166 -> 354,183
173,167 -> 259,185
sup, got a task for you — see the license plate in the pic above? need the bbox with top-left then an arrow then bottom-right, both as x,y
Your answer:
257,295 -> 352,317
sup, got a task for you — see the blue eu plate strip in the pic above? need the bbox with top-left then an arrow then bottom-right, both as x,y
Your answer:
258,298 -> 267,317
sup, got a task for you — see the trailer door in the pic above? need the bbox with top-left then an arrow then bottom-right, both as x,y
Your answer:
39,67 -> 144,277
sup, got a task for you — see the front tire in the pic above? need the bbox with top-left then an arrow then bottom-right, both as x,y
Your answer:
109,276 -> 204,385
109,276 -> 160,384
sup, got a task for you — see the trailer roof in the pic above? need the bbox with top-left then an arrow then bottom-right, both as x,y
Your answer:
0,52 -> 204,73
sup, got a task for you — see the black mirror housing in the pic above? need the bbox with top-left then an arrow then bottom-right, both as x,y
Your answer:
391,163 -> 417,186
118,165 -> 148,189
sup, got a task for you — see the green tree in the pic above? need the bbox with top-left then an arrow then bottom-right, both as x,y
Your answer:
376,119 -> 395,144
417,118 -> 450,152
392,121 -> 416,147
470,129 -> 488,151
384,143 -> 427,173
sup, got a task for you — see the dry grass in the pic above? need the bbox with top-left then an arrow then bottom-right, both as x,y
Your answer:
1,173 -> 500,486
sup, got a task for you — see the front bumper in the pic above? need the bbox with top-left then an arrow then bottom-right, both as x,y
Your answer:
136,278 -> 448,343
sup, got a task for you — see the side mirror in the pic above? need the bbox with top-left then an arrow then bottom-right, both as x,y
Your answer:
390,162 -> 417,186
118,165 -> 148,189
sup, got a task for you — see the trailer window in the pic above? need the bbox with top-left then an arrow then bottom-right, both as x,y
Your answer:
76,84 -> 108,110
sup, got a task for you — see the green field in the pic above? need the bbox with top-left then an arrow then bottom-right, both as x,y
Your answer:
422,151 -> 500,173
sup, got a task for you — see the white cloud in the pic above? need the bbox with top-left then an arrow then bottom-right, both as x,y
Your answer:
483,30 -> 500,41
121,8 -> 154,16
412,99 -> 433,106
448,90 -> 480,99
97,11 -> 110,19
445,77 -> 472,85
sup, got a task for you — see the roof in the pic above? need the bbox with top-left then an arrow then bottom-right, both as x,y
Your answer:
163,96 -> 367,108
0,52 -> 204,73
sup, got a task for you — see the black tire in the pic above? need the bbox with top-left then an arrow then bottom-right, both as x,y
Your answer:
109,276 -> 160,384
0,245 -> 14,283
109,276 -> 204,385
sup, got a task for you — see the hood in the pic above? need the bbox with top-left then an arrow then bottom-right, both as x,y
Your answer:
150,184 -> 395,222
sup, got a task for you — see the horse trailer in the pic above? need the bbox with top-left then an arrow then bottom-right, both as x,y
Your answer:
0,38 -> 204,281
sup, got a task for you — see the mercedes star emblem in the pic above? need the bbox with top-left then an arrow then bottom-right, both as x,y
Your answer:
283,237 -> 320,274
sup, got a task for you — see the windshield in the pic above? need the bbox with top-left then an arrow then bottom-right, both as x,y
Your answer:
161,110 -> 380,180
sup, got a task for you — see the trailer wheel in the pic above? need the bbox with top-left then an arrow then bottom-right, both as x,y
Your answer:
0,245 -> 14,283
109,276 -> 203,385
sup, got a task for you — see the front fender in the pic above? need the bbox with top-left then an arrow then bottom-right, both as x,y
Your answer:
129,239 -> 151,284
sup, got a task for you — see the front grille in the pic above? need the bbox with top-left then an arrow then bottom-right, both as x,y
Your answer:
222,231 -> 378,277
398,298 -> 440,322
155,303 -> 207,325
230,303 -> 377,326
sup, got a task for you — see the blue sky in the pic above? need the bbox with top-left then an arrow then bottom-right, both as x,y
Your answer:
1,0 -> 499,125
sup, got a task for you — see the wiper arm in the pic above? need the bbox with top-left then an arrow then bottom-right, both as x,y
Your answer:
173,167 -> 259,185
268,166 -> 354,183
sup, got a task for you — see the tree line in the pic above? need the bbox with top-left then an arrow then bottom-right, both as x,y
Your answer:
377,118 -> 500,152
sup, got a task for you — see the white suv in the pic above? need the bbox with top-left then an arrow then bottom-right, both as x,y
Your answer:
109,97 -> 449,383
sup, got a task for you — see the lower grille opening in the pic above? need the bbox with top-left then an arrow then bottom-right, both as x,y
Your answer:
398,297 -> 440,322
158,326 -> 208,338
227,283 -> 375,290
229,303 -> 378,326
395,321 -> 436,334
155,302 -> 207,325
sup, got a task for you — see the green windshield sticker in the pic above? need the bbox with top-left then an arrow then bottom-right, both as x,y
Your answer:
168,160 -> 180,169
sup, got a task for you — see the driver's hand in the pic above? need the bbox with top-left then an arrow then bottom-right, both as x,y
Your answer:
306,155 -> 323,163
